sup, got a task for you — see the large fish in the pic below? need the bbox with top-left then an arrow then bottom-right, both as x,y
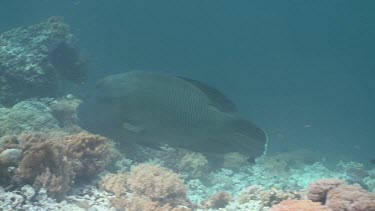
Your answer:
76,71 -> 268,159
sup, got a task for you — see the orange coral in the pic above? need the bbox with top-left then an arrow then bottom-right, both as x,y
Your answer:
270,200 -> 329,211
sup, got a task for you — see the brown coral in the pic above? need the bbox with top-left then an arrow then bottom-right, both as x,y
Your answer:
63,132 -> 113,179
14,133 -> 73,200
307,178 -> 345,203
101,164 -> 192,210
13,131 -> 113,200
326,184 -> 375,211
270,200 -> 329,211
177,151 -> 208,178
127,164 -> 189,207
99,173 -> 128,197
238,185 -> 303,208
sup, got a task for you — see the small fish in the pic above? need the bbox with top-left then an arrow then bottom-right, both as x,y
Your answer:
370,159 -> 375,164
76,71 -> 268,159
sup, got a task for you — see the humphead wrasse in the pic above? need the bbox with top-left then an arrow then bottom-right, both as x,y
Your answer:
76,71 -> 268,159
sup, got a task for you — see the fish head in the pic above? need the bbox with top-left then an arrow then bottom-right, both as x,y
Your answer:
225,117 -> 269,159
75,92 -> 124,137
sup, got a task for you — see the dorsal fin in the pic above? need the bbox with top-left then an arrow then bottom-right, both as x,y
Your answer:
177,76 -> 237,113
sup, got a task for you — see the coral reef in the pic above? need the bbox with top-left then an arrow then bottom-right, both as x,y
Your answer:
49,97 -> 83,132
0,148 -> 22,167
0,17 -> 86,106
8,132 -> 114,200
201,191 -> 232,209
257,149 -> 315,176
289,162 -> 344,188
307,178 -> 345,203
337,161 -> 369,187
62,132 -> 114,180
237,185 -> 303,209
270,200 -> 329,211
177,151 -> 208,179
127,164 -> 189,207
364,168 -> 375,192
99,173 -> 128,197
326,184 -> 375,211
99,164 -> 193,210
0,184 -> 115,210
0,101 -> 60,136
222,152 -> 249,171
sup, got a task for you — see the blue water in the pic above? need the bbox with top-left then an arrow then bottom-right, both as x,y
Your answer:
1,0 -> 374,164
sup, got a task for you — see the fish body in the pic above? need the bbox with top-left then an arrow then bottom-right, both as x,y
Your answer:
76,71 -> 268,158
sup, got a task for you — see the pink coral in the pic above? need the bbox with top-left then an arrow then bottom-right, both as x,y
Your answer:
270,200 -> 329,211
307,178 -> 345,203
326,184 -> 375,211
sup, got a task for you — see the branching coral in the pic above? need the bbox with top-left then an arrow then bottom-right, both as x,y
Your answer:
13,131 -> 114,200
62,132 -> 113,180
270,200 -> 329,211
14,133 -> 73,200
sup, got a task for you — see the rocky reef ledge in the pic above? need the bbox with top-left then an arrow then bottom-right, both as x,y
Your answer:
0,17 -> 86,106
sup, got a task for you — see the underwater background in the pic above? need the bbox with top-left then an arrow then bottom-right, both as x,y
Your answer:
2,0 -> 374,164
0,1 -> 375,210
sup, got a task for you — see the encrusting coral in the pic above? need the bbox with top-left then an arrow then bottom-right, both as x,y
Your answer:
326,184 -> 375,211
270,200 -> 330,211
307,178 -> 345,203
